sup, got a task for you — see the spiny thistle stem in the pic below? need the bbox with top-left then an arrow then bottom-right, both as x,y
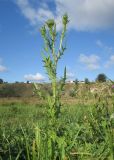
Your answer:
35,14 -> 69,159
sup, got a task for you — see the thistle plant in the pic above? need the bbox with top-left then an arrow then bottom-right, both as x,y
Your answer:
35,14 -> 69,159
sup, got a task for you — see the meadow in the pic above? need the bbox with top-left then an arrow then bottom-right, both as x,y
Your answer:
0,82 -> 114,160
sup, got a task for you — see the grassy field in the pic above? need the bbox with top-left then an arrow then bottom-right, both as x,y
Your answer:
0,87 -> 114,159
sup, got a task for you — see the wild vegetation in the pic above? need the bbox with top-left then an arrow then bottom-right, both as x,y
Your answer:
0,15 -> 114,160
0,97 -> 114,160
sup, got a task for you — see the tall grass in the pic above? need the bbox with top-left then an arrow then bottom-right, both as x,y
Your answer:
0,101 -> 113,159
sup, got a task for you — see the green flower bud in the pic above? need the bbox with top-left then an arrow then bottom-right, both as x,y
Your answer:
62,14 -> 69,25
40,26 -> 46,37
46,19 -> 55,28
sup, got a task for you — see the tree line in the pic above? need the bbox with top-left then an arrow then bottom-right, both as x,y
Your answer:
0,73 -> 109,85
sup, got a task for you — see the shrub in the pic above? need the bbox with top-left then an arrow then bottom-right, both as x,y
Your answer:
84,78 -> 90,84
96,73 -> 107,82
0,78 -> 4,84
69,90 -> 76,97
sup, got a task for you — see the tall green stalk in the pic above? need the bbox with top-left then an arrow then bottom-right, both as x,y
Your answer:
35,15 -> 69,159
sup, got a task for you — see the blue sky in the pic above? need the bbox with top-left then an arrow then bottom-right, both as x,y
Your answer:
0,0 -> 114,82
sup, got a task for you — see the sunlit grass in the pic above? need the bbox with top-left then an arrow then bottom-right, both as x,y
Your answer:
0,101 -> 113,160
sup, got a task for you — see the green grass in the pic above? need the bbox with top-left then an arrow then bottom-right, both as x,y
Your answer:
0,101 -> 113,160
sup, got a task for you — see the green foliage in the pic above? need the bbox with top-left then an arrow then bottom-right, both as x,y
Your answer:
0,102 -> 113,160
0,84 -> 17,97
0,78 -> 4,84
96,73 -> 107,82
84,78 -> 90,84
34,14 -> 69,159
69,89 -> 76,97
0,83 -> 31,97
74,79 -> 78,85
69,79 -> 79,97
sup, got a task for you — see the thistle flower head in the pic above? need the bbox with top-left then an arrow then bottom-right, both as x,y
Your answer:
112,85 -> 114,88
46,19 -> 55,28
62,14 -> 69,26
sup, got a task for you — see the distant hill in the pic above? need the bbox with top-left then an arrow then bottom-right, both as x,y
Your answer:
0,83 -> 34,98
0,82 -> 73,98
0,82 -> 112,98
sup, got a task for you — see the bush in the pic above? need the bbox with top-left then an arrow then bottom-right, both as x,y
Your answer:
0,83 -> 30,97
69,90 -> 76,97
0,84 -> 17,97
96,73 -> 107,82
85,78 -> 90,84
0,78 -> 4,84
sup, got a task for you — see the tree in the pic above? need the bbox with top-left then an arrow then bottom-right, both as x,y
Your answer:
85,78 -> 90,84
0,78 -> 3,84
74,78 -> 78,85
74,78 -> 79,94
15,81 -> 19,83
96,73 -> 107,82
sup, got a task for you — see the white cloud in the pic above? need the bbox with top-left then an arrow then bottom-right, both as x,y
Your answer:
105,55 -> 114,68
0,65 -> 7,72
0,58 -> 7,72
96,40 -> 104,48
24,73 -> 45,81
66,72 -> 75,79
96,40 -> 113,53
15,0 -> 114,31
79,54 -> 100,70
16,0 -> 55,29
